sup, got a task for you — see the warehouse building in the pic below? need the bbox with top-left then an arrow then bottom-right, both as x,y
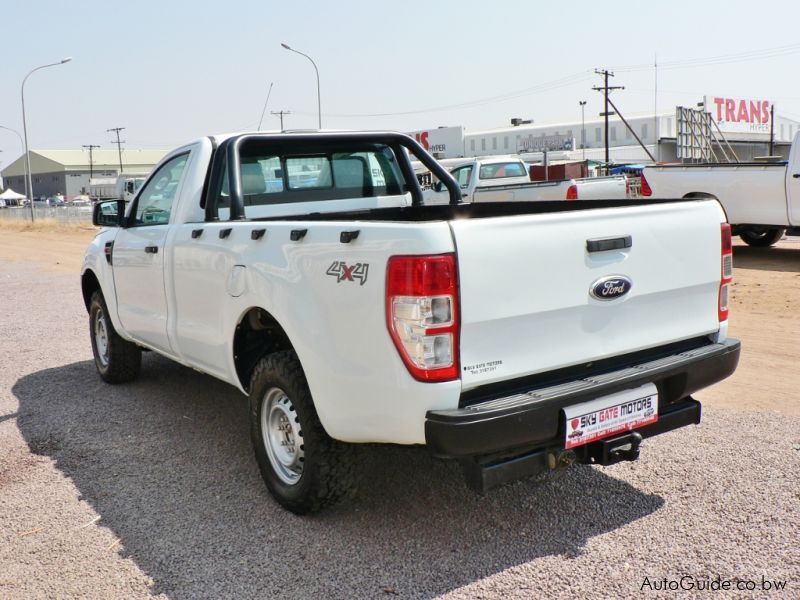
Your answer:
0,149 -> 167,199
409,95 -> 800,165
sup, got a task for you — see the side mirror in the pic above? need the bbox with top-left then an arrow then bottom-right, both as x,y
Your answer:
432,181 -> 443,192
93,199 -> 125,227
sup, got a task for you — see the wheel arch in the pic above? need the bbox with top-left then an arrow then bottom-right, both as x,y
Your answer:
81,269 -> 102,313
233,306 -> 296,393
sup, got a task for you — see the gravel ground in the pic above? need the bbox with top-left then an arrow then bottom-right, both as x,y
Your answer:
1,256 -> 799,599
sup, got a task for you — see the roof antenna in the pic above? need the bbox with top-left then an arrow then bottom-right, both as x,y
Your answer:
258,82 -> 274,131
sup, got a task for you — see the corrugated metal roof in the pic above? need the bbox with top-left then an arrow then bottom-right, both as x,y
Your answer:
1,149 -> 168,177
34,149 -> 168,168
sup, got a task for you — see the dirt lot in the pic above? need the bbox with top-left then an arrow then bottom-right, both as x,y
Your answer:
1,229 -> 798,598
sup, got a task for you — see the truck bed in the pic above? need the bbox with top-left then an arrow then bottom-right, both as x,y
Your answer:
252,197 -> 694,223
643,162 -> 789,226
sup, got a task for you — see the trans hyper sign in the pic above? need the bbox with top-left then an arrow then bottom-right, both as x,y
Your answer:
705,96 -> 772,134
406,126 -> 464,158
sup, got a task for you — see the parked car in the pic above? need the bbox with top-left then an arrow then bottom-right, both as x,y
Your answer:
424,156 -> 628,203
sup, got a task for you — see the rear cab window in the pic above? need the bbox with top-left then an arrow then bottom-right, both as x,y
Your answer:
212,141 -> 407,219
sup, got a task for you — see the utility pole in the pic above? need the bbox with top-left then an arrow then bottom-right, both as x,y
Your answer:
271,110 -> 291,131
107,127 -> 125,173
769,104 -> 775,156
82,144 -> 100,181
593,69 -> 624,174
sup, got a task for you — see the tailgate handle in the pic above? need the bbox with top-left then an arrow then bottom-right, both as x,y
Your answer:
586,235 -> 632,253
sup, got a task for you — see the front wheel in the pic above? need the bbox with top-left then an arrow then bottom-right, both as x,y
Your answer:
739,226 -> 786,247
89,291 -> 141,383
249,351 -> 356,514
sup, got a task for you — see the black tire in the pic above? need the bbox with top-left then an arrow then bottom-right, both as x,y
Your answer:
739,226 -> 786,247
89,290 -> 142,383
249,350 -> 356,514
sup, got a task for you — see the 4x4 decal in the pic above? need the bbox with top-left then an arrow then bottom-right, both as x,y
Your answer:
326,261 -> 369,286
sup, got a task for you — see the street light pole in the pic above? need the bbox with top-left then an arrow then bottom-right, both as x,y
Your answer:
21,57 -> 72,221
0,125 -> 29,201
579,100 -> 587,160
281,43 -> 321,129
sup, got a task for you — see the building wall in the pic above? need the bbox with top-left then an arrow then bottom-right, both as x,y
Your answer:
28,172 -> 67,199
460,113 -> 799,161
464,115 -> 673,158
3,169 -> 117,198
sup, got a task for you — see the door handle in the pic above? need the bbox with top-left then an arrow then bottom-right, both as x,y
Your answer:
144,245 -> 159,254
587,235 -> 632,253
793,173 -> 800,179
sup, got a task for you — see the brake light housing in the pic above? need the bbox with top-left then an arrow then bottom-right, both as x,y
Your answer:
566,184 -> 578,200
719,223 -> 733,321
640,173 -> 652,197
386,254 -> 460,382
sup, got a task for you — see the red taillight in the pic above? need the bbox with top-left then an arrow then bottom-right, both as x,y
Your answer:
386,254 -> 459,382
719,223 -> 733,321
566,184 -> 578,200
640,173 -> 652,197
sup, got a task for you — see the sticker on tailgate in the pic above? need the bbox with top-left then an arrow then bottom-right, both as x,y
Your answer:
563,383 -> 658,449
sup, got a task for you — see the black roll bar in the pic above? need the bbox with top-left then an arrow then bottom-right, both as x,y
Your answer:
203,131 -> 462,221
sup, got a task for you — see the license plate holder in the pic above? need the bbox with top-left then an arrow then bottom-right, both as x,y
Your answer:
563,383 -> 658,449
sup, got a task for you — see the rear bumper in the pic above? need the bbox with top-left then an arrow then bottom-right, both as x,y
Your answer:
425,338 -> 740,458
461,398 -> 701,493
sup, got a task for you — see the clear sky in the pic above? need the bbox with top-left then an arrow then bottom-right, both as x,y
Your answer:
2,0 -> 800,162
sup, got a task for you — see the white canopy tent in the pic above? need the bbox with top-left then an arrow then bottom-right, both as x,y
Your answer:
0,188 -> 26,207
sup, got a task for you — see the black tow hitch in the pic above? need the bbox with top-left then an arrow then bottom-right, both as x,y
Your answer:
581,430 -> 643,466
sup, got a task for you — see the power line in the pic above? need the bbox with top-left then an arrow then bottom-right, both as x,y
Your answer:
612,42 -> 800,73
296,71 -> 591,118
107,128 -> 126,173
82,144 -> 100,180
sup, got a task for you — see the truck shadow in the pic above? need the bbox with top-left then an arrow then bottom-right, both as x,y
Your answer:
733,245 -> 800,273
13,357 -> 664,599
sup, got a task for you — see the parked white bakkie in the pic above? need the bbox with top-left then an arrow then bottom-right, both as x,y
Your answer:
82,131 -> 740,514
642,131 -> 800,246
422,156 -> 628,203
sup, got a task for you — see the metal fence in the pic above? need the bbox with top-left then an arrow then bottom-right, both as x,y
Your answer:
0,206 -> 93,225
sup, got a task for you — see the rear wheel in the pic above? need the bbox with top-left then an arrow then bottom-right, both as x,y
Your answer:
249,350 -> 356,514
739,226 -> 785,247
89,291 -> 141,383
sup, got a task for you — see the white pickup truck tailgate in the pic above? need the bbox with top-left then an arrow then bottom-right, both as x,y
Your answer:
451,199 -> 725,390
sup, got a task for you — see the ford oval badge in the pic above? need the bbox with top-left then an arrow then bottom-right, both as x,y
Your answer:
590,275 -> 633,300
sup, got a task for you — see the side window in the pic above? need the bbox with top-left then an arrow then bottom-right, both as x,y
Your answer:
451,166 -> 473,188
130,154 -> 189,226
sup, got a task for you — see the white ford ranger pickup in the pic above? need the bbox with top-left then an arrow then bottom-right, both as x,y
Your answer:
81,131 -> 740,514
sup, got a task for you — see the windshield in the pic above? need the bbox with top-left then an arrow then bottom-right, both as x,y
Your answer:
478,162 -> 528,180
